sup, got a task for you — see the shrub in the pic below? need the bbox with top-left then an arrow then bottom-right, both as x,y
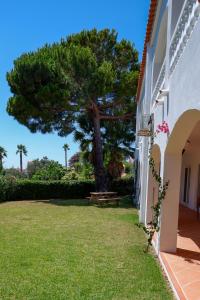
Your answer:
0,176 -> 134,202
4,168 -> 28,179
13,180 -> 95,200
32,161 -> 65,181
0,175 -> 17,201
61,171 -> 79,181
111,176 -> 134,196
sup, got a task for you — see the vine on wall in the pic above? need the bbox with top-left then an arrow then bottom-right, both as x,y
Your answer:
144,121 -> 170,252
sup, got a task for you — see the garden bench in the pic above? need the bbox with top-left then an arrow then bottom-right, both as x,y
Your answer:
86,192 -> 121,206
97,197 -> 121,206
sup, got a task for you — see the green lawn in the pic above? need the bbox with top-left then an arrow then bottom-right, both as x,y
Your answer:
0,199 -> 173,300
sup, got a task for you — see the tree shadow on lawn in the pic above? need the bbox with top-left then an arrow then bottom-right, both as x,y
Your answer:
33,196 -> 135,209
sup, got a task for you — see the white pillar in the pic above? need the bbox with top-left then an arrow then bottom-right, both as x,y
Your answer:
145,167 -> 153,225
159,152 -> 182,253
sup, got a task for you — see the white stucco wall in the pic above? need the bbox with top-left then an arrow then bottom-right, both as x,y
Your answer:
136,0 -> 200,251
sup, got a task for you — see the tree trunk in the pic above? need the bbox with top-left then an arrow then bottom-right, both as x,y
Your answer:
65,150 -> 67,168
20,152 -> 23,173
93,115 -> 107,192
0,157 -> 2,172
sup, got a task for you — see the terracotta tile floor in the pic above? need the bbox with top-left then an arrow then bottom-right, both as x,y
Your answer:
161,205 -> 200,300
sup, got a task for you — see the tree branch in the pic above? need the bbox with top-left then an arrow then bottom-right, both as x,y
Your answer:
98,99 -> 123,110
100,112 -> 133,121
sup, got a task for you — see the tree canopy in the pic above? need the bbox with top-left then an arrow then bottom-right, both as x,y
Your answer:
7,29 -> 139,191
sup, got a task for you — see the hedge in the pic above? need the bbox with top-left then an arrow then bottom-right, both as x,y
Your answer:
0,176 -> 134,202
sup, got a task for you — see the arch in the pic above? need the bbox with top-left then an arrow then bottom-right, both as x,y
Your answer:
165,109 -> 200,155
159,109 -> 200,252
145,144 -> 161,225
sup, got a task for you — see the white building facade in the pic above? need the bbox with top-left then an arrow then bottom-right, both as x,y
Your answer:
136,0 -> 200,255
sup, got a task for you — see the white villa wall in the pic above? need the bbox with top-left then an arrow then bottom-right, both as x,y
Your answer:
180,147 -> 200,210
136,0 -> 200,251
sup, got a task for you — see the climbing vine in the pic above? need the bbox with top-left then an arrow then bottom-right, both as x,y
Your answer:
144,121 -> 170,252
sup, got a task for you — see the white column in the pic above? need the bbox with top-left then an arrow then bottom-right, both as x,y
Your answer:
159,152 -> 182,252
145,167 -> 153,225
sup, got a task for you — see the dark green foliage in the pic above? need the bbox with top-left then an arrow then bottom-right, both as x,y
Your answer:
0,177 -> 134,202
0,176 -> 17,201
110,176 -> 134,196
0,146 -> 7,171
27,156 -> 52,178
7,28 -> 139,191
32,161 -> 65,180
68,152 -> 81,168
124,160 -> 134,175
13,180 -> 95,200
5,168 -> 28,179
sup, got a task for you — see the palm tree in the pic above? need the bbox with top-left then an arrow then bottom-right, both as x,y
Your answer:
16,144 -> 27,172
63,144 -> 70,168
0,146 -> 7,171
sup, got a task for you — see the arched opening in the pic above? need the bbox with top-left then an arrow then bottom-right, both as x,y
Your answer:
145,144 -> 161,225
159,109 -> 200,253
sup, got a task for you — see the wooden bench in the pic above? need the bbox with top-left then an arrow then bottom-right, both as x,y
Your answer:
97,197 -> 121,206
86,192 -> 120,206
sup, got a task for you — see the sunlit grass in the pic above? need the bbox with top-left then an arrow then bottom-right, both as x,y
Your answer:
0,199 -> 173,299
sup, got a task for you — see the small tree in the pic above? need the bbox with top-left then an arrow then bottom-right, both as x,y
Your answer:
32,161 -> 65,180
68,152 -> 80,168
16,144 -> 27,173
63,144 -> 70,168
7,29 -> 139,191
27,156 -> 52,178
0,147 -> 7,171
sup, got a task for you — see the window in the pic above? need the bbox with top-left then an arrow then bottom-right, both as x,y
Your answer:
171,0 -> 185,37
183,167 -> 191,203
152,10 -> 168,91
197,165 -> 200,197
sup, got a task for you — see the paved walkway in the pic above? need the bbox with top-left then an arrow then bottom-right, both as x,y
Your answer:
161,205 -> 200,300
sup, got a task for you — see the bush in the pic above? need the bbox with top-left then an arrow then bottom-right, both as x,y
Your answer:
0,176 -> 134,202
0,175 -> 17,201
61,170 -> 79,181
111,176 -> 134,196
32,161 -> 65,181
13,180 -> 95,200
4,168 -> 28,179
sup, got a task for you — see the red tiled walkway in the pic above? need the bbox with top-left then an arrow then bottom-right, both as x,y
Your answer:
161,205 -> 200,300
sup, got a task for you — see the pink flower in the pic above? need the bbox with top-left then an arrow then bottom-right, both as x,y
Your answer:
156,121 -> 169,135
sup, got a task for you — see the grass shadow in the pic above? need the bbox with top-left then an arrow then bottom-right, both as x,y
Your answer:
95,196 -> 135,209
33,199 -> 89,207
31,196 -> 135,209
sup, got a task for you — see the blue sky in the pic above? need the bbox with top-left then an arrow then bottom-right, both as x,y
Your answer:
0,0 -> 150,168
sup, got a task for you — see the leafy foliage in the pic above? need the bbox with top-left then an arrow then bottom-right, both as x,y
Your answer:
16,144 -> 27,156
0,146 -> 7,171
7,28 -> 139,191
0,175 -> 17,201
32,161 -> 65,181
27,156 -> 54,178
0,177 -> 133,202
68,152 -> 81,168
61,170 -> 79,181
5,168 -> 28,179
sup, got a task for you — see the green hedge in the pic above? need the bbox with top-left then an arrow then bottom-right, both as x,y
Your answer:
0,177 -> 134,201
110,177 -> 134,196
13,180 -> 95,200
